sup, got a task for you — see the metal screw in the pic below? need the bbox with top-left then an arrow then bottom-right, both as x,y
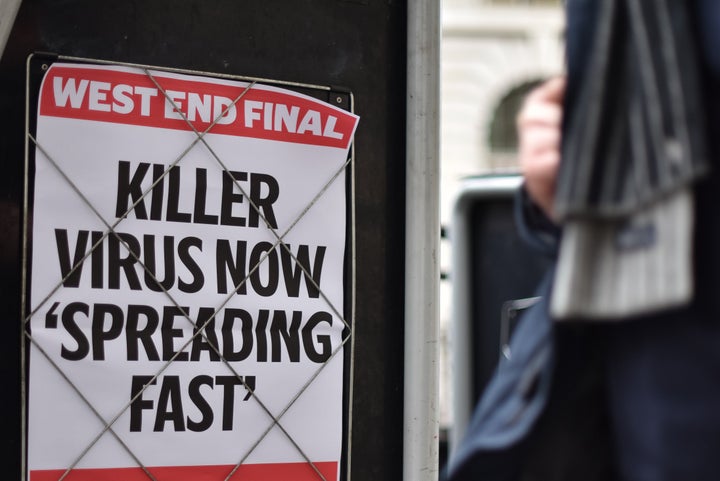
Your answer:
41,64 -> 48,71
336,96 -> 343,104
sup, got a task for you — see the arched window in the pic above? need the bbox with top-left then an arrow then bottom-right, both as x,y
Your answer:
487,79 -> 544,169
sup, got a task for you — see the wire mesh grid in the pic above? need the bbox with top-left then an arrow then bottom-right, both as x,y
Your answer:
22,56 -> 355,481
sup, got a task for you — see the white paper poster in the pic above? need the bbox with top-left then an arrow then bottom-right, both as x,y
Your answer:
27,62 -> 358,481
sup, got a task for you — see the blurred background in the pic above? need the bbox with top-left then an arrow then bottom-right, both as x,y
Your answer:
438,0 -> 564,459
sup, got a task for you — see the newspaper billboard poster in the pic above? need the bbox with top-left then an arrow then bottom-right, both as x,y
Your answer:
25,61 -> 358,481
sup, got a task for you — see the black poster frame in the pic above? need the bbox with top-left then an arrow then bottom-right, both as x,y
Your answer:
22,52 -> 356,481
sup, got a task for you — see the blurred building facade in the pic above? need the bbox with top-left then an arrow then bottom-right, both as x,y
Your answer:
439,0 -> 565,429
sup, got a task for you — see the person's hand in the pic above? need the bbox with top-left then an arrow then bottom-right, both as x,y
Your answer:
516,76 -> 565,222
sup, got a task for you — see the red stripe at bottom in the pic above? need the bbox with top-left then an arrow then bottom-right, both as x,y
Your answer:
31,461 -> 338,481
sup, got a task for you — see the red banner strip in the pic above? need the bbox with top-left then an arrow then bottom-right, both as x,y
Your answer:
39,65 -> 357,149
31,461 -> 338,481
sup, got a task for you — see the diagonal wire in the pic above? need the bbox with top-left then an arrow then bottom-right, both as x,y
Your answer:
145,74 -> 354,378
24,80 -> 257,327
23,330 -> 159,481
28,135 -> 219,481
28,144 -> 346,480
30,126 -> 350,481
145,70 -> 351,333
31,135 -> 350,481
32,143 -> 342,481
224,332 -> 352,481
26,80 -> 261,480
147,71 -> 354,480
26,143 -> 276,480
146,69 -> 355,480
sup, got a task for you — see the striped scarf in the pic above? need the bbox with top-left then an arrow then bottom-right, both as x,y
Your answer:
555,0 -> 708,220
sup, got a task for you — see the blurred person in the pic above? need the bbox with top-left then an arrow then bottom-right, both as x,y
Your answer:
447,1 -> 720,480
518,0 -> 720,481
